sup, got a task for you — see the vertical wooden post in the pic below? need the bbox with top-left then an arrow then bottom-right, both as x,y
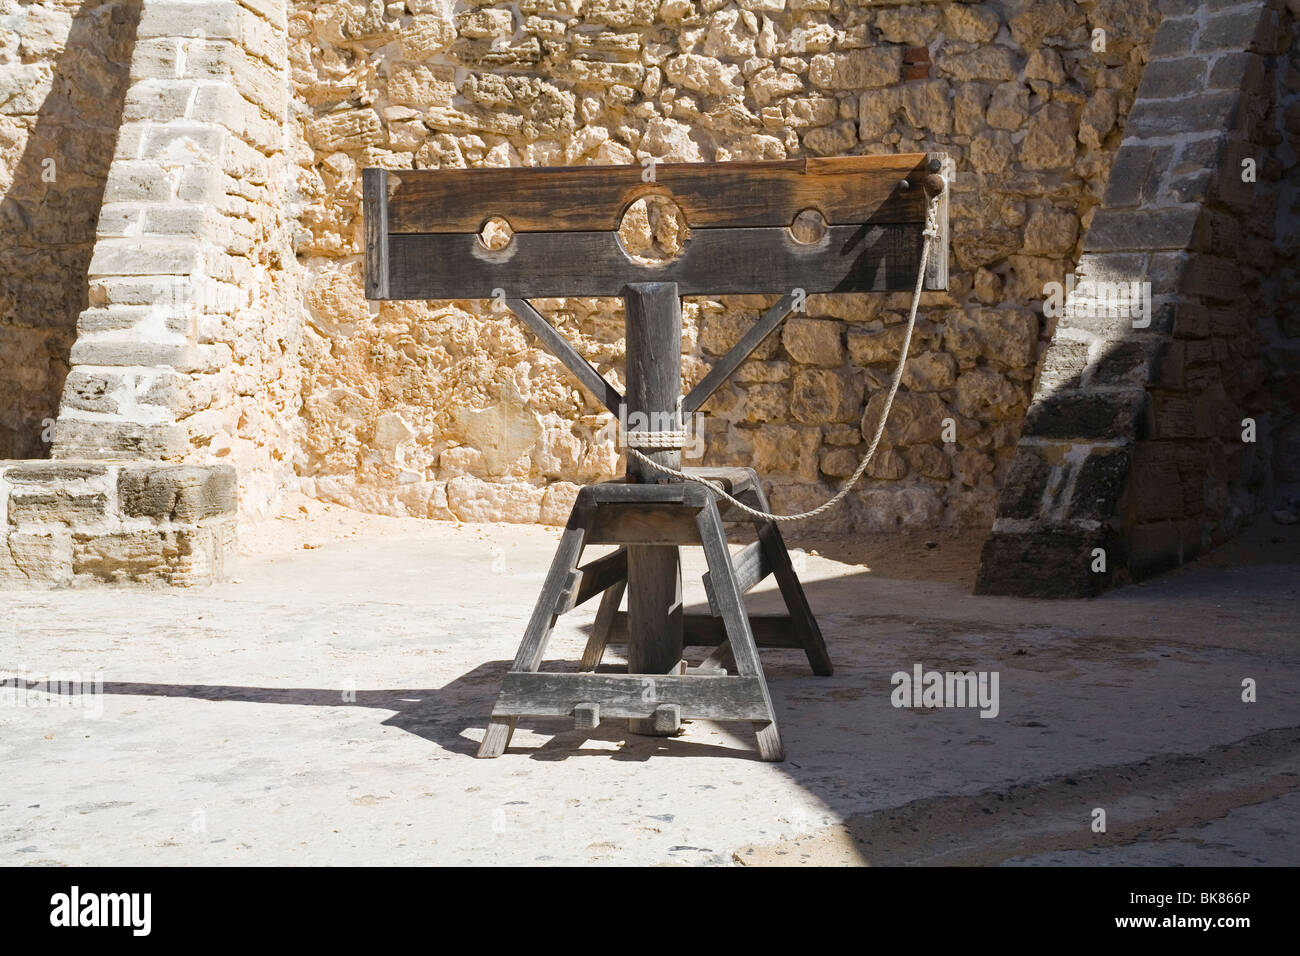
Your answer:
622,282 -> 683,736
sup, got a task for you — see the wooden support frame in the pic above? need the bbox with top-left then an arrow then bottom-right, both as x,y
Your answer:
362,154 -> 948,761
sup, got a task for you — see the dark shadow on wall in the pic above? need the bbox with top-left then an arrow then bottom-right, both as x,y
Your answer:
0,0 -> 141,459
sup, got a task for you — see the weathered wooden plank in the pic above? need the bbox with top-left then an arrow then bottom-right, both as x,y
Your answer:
573,702 -> 600,730
924,151 -> 950,292
745,481 -> 834,677
696,497 -> 783,761
362,168 -> 389,300
557,547 -> 626,615
757,523 -> 833,677
579,577 -> 625,671
478,718 -> 515,757
653,704 -> 682,734
703,540 -> 771,617
680,467 -> 758,498
624,282 -> 684,737
683,295 -> 793,414
696,641 -> 732,674
478,501 -> 593,758
493,673 -> 771,721
384,223 -> 923,299
505,299 -> 622,414
385,155 -> 930,234
584,481 -> 710,506
587,504 -> 703,546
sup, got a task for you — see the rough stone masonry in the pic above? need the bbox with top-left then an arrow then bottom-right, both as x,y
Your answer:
1,0 -> 1297,588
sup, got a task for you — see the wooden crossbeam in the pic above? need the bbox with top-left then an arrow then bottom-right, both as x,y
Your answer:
493,672 -> 771,721
683,294 -> 793,414
383,155 -> 929,234
587,503 -> 704,546
386,224 -> 923,299
557,547 -> 627,615
505,298 -> 623,414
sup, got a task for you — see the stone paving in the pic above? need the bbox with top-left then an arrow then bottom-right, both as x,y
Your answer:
3,513 -> 1297,865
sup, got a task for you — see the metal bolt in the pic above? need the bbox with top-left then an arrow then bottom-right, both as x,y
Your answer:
928,158 -> 943,173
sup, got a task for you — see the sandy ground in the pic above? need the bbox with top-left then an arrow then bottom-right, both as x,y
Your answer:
2,496 -> 1297,866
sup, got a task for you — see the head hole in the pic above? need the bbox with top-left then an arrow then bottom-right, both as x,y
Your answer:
477,216 -> 514,252
616,194 -> 689,265
790,208 -> 828,245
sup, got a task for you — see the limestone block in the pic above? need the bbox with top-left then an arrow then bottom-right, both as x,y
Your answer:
781,318 -> 844,366
3,532 -> 74,586
943,309 -> 1039,368
791,368 -> 860,424
862,391 -> 948,449
445,476 -> 544,523
809,49 -> 901,90
118,464 -> 238,522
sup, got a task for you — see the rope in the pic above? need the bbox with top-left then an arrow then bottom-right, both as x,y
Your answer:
625,429 -> 688,449
625,190 -> 944,524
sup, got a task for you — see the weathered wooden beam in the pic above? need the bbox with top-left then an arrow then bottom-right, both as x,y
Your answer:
586,504 -> 703,546
504,298 -> 623,414
579,577 -> 625,672
702,540 -> 771,617
493,672 -> 771,721
385,155 -> 930,234
652,704 -> 682,734
385,223 -> 924,299
696,641 -> 733,674
756,522 -> 834,677
695,497 -> 783,761
924,151 -> 950,292
583,481 -> 710,506
362,168 -> 389,300
557,547 -> 627,615
573,702 -> 600,729
683,295 -> 793,414
623,282 -> 685,738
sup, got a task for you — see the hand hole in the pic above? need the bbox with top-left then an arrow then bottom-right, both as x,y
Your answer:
790,208 -> 828,245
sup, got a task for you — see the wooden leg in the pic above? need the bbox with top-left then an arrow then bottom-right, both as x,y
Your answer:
579,577 -> 625,671
477,500 -> 594,758
745,485 -> 833,677
696,498 -> 784,762
478,718 -> 517,758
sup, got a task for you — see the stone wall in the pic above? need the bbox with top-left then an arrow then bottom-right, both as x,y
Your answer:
0,0 -> 141,460
49,0 -> 303,518
0,459 -> 236,585
977,0 -> 1300,597
10,0 -> 1295,591
1264,1 -> 1300,500
290,0 -> 1162,530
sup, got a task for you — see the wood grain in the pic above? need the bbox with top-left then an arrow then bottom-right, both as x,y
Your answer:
385,154 -> 930,234
493,673 -> 771,721
386,223 -> 922,298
